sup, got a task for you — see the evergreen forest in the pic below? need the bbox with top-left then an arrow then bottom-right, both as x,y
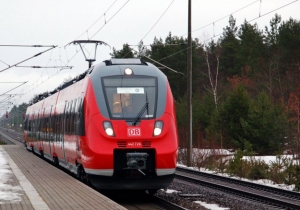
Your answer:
111,14 -> 300,156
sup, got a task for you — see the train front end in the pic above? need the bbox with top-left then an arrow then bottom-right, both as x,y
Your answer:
82,58 -> 178,190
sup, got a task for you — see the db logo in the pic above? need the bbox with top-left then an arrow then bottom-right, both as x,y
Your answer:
127,128 -> 141,136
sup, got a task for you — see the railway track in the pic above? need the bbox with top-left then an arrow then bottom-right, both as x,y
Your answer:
4,127 -> 300,209
0,128 -> 187,210
176,166 -> 300,209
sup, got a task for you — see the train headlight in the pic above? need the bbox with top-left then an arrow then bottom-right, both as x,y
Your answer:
124,68 -> 133,75
153,121 -> 163,136
103,121 -> 114,136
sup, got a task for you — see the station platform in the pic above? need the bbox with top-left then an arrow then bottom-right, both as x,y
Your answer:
0,131 -> 126,210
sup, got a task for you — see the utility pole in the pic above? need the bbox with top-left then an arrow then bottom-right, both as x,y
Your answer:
187,0 -> 192,167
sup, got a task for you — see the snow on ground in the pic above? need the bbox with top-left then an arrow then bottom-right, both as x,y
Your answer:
164,189 -> 181,194
0,147 -> 23,204
194,201 -> 230,210
175,150 -> 300,209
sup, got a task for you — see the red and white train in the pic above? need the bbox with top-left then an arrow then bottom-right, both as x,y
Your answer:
23,58 -> 178,191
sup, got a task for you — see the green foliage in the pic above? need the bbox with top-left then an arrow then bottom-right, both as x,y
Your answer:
237,20 -> 266,76
110,44 -> 134,58
178,149 -> 300,191
247,160 -> 269,180
226,149 -> 249,177
149,32 -> 203,100
241,91 -> 288,155
278,18 -> 300,66
0,139 -> 7,145
6,103 -> 29,132
292,164 -> 300,191
219,84 -> 251,149
111,14 -> 300,156
268,155 -> 288,184
265,13 -> 281,48
219,15 -> 241,75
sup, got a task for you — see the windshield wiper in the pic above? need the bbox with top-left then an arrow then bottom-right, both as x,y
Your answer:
132,102 -> 149,126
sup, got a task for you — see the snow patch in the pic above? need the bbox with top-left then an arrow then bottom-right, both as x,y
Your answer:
0,147 -> 23,204
194,201 -> 230,210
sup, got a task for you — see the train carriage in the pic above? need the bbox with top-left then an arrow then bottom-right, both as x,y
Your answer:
24,58 -> 178,191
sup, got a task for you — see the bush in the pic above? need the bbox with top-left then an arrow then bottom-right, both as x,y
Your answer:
226,149 -> 251,178
247,160 -> 269,180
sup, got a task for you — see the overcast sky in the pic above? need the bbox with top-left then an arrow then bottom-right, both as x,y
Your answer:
0,0 -> 299,116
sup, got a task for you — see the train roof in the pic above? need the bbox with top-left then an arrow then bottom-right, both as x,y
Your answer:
29,58 -> 165,105
104,58 -> 147,66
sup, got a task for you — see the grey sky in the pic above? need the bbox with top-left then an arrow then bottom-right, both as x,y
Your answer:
0,0 -> 299,115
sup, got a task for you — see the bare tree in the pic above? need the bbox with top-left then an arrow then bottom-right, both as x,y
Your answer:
202,40 -> 220,109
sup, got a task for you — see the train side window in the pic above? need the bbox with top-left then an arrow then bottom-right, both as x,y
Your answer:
56,115 -> 61,141
40,117 -> 44,141
32,121 -> 35,138
45,117 -> 49,140
28,120 -> 32,132
60,114 -> 63,136
68,101 -> 72,134
50,115 -> 54,142
24,116 -> 28,130
64,102 -> 69,134
75,98 -> 84,135
69,100 -> 73,134
71,99 -> 77,134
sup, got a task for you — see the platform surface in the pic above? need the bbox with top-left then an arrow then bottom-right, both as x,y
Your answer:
0,131 -> 126,210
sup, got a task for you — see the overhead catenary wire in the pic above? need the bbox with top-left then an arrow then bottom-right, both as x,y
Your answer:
15,66 -> 73,69
183,0 -> 260,37
122,0 -> 175,58
0,46 -> 57,73
73,0 -> 119,41
90,0 -> 130,39
124,0 -> 258,60
156,0 -> 299,63
1,0 -> 298,115
7,1 -> 125,107
0,82 -> 28,96
140,0 -> 175,42
66,0 -> 130,65
0,45 -> 56,47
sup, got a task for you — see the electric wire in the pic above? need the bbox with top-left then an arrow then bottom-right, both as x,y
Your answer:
124,0 -> 257,59
0,46 -> 57,73
0,45 -> 56,47
140,0 -> 175,42
183,0 -> 259,37
122,0 -> 175,58
73,0 -> 119,41
8,1 -> 128,108
0,82 -> 28,96
90,0 -> 130,39
66,0 -> 130,65
1,0 -> 299,115
0,60 -> 10,67
157,0 -> 299,62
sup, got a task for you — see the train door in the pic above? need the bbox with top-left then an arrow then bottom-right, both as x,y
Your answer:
48,105 -> 53,156
54,111 -> 63,160
43,106 -> 52,157
62,101 -> 69,162
46,106 -> 53,154
40,109 -> 46,152
75,98 -> 81,152
35,111 -> 41,150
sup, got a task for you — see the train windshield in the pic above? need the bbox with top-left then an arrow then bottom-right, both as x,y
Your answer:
102,76 -> 157,119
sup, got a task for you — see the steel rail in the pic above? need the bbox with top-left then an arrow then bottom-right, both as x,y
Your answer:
176,166 -> 300,199
152,195 -> 188,210
176,167 -> 300,209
